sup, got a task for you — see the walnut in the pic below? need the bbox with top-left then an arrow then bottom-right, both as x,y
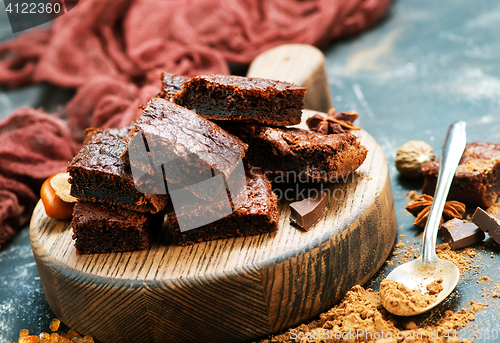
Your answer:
395,140 -> 435,178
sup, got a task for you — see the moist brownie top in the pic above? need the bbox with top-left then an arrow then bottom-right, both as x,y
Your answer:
123,98 -> 248,181
190,74 -> 304,93
423,142 -> 500,177
70,126 -> 133,179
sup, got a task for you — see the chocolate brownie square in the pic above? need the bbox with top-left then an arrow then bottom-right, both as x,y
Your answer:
67,126 -> 169,214
172,74 -> 306,126
422,142 -> 500,208
219,124 -> 368,182
71,201 -> 160,254
120,98 -> 248,199
167,169 -> 279,245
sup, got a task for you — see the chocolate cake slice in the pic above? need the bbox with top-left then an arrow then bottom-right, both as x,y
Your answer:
71,201 -> 159,254
172,74 -> 306,126
167,169 -> 279,245
121,98 -> 248,200
422,142 -> 500,208
158,71 -> 189,101
220,124 -> 368,182
67,126 -> 169,214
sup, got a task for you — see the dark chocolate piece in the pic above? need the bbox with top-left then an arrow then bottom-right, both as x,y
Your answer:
441,218 -> 485,250
172,74 -> 306,126
71,201 -> 160,254
67,126 -> 169,213
471,207 -> 500,244
219,124 -> 367,182
290,191 -> 328,231
422,142 -> 500,208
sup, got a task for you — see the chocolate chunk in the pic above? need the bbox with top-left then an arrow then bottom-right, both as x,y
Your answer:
290,191 -> 328,231
441,218 -> 485,250
471,207 -> 500,244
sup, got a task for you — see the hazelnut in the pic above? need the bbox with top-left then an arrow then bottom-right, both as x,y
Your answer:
395,140 -> 435,178
40,172 -> 77,220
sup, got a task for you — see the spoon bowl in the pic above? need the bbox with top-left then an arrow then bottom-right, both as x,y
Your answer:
382,121 -> 466,316
384,257 -> 459,315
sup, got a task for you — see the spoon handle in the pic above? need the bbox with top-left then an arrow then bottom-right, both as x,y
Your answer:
421,121 -> 467,264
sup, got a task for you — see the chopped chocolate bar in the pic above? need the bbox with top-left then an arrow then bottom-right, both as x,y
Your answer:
172,74 -> 306,126
441,218 -> 485,250
471,207 -> 500,244
290,191 -> 328,231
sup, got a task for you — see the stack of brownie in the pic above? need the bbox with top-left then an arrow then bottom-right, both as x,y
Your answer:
67,71 -> 368,253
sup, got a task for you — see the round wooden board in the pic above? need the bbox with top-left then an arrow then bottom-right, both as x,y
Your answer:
30,112 -> 397,343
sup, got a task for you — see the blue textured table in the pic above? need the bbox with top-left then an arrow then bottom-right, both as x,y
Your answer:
2,0 -> 500,341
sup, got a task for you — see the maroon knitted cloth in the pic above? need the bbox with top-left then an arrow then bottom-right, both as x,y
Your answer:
0,0 -> 392,247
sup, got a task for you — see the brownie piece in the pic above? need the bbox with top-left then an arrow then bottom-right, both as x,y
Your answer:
167,169 -> 279,245
67,126 -> 169,214
121,98 -> 248,198
219,124 -> 368,182
158,71 -> 189,101
172,74 -> 306,126
422,142 -> 500,208
71,201 -> 159,254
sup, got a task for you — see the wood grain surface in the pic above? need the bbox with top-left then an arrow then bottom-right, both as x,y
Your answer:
30,45 -> 397,343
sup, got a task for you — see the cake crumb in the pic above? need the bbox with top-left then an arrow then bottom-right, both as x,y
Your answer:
407,190 -> 420,201
478,276 -> 491,282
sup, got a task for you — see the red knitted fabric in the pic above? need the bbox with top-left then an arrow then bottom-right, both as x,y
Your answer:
0,0 -> 392,247
0,109 -> 79,245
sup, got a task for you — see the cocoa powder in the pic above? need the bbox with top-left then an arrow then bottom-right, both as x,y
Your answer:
379,279 -> 441,317
265,285 -> 484,343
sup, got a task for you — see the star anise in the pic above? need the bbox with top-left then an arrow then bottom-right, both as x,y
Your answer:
405,194 -> 466,228
306,108 -> 361,135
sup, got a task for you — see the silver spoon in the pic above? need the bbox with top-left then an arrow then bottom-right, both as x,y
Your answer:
381,121 -> 466,316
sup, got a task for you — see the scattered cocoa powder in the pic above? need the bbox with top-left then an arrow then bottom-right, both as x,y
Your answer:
435,243 -> 472,273
265,285 -> 484,343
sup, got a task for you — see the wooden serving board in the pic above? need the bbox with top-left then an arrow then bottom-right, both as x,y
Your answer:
30,45 -> 397,343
